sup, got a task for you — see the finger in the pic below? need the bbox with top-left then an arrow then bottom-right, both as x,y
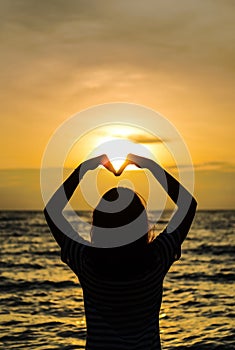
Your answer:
126,153 -> 142,168
115,160 -> 129,176
101,157 -> 116,175
115,159 -> 135,176
85,155 -> 103,171
104,161 -> 116,174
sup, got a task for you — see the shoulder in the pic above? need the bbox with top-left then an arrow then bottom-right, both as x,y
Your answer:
61,234 -> 87,275
151,228 -> 182,271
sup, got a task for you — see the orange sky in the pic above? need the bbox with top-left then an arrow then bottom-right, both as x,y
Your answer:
0,1 -> 235,209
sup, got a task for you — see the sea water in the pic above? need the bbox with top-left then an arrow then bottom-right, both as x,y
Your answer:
0,210 -> 234,349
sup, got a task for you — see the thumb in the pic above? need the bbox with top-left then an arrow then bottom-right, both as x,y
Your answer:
101,156 -> 116,175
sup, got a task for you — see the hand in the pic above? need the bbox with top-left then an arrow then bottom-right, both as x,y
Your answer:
115,154 -> 149,176
101,155 -> 117,174
82,154 -> 116,175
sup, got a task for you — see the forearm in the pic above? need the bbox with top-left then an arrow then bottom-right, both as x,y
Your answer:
145,159 -> 197,237
45,163 -> 87,213
147,160 -> 178,202
144,159 -> 195,206
118,154 -> 197,239
44,154 -> 115,247
44,163 -> 88,246
44,154 -> 113,219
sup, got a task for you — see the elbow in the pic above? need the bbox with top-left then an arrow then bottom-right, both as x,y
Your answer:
43,204 -> 63,225
43,206 -> 50,221
191,197 -> 197,212
44,201 -> 57,216
43,205 -> 55,220
43,204 -> 50,215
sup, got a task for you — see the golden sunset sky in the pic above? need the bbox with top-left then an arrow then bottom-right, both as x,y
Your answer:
1,0 -> 235,209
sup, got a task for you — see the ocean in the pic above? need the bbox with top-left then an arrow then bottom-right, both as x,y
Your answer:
0,210 -> 234,350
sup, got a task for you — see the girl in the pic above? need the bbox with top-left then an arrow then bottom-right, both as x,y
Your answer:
44,153 -> 197,349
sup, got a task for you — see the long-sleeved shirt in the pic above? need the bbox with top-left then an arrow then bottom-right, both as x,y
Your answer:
55,227 -> 182,350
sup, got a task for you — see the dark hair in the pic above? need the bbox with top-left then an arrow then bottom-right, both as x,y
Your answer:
91,187 -> 152,247
87,187 -> 154,278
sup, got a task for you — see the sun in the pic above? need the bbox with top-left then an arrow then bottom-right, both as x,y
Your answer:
63,123 -> 156,170
109,158 -> 137,172
111,158 -> 126,172
90,138 -> 152,172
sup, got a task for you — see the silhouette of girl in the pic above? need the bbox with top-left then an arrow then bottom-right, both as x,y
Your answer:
44,153 -> 197,350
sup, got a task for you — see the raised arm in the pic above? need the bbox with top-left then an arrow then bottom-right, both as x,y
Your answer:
117,154 -> 197,243
44,155 -> 116,247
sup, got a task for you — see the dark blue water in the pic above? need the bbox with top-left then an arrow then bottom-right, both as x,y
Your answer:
0,210 -> 234,349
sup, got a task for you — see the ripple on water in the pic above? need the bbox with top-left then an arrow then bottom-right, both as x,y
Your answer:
0,210 -> 234,349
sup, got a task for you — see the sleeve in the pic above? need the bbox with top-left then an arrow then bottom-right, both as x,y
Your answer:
44,209 -> 84,275
155,227 -> 182,273
60,235 -> 84,276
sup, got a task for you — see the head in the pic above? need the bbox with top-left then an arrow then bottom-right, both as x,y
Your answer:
91,187 -> 153,249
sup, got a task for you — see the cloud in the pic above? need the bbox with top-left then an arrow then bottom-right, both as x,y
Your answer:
168,161 -> 235,172
1,0 -> 235,105
0,0 -> 235,172
177,161 -> 235,172
194,162 -> 235,172
96,127 -> 167,144
1,1 -> 235,69
126,134 -> 165,144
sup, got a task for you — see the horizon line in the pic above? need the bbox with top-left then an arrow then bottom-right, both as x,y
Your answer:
0,208 -> 234,212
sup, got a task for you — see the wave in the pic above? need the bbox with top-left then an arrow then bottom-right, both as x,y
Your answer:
0,279 -> 78,292
0,261 -> 44,269
188,244 -> 234,255
170,343 -> 234,350
177,272 -> 235,283
0,210 -> 234,349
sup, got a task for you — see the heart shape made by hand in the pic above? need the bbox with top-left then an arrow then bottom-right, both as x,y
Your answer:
101,155 -> 140,177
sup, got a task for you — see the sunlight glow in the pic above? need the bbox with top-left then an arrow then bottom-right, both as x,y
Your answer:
110,158 -> 137,172
106,125 -> 137,138
90,139 -> 152,172
111,159 -> 126,172
63,124 -> 157,170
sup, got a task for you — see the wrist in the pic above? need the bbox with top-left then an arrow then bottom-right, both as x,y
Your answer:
75,162 -> 88,180
142,158 -> 156,171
